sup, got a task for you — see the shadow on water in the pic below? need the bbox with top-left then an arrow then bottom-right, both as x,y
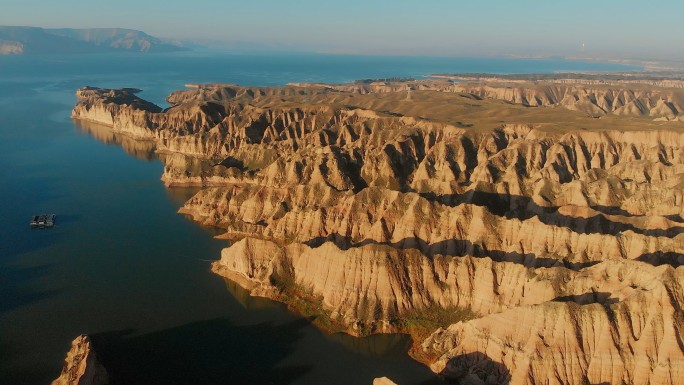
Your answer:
0,339 -> 55,385
325,332 -> 413,358
91,318 -> 312,385
221,277 -> 279,312
0,334 -> 54,384
3,221 -> 63,259
219,272 -> 444,385
52,213 -> 80,225
0,263 -> 58,316
224,273 -> 423,361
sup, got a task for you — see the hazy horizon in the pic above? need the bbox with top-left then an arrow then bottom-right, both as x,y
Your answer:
2,0 -> 683,61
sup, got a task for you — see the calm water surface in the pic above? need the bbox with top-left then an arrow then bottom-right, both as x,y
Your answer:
0,52 -> 637,385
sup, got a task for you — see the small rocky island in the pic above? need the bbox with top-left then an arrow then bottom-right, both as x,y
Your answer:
65,76 -> 684,384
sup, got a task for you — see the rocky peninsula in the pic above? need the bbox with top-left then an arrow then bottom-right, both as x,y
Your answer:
68,76 -> 684,384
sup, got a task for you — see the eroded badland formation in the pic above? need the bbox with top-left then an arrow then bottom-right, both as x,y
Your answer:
67,77 -> 684,384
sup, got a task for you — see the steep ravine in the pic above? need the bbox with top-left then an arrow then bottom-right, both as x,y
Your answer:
70,80 -> 684,384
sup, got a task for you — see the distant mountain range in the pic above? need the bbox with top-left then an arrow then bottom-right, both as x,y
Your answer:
0,26 -> 188,55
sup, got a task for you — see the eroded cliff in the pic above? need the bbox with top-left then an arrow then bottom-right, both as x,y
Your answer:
72,79 -> 684,384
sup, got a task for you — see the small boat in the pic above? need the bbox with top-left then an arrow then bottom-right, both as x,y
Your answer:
30,214 -> 56,229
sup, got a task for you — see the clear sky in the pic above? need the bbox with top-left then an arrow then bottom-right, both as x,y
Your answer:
2,0 -> 682,59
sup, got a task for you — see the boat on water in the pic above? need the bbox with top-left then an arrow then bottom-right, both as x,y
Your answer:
30,214 -> 56,229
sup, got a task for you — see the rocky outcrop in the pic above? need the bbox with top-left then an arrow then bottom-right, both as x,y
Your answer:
0,40 -> 23,54
72,87 -> 162,140
454,83 -> 684,120
373,377 -> 399,385
213,238 -> 677,331
73,80 -> 684,384
424,264 -> 684,385
52,335 -> 108,385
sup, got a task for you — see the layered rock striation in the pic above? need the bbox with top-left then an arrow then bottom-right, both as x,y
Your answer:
454,83 -> 684,120
72,79 -> 684,384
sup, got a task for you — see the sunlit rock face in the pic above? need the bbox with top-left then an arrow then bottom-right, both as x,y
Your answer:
73,79 -> 684,385
51,335 -> 108,385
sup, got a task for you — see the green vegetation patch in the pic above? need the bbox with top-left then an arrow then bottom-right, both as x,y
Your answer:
271,276 -> 348,333
400,304 -> 478,341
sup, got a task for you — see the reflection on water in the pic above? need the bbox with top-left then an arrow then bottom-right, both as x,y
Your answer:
91,317 -> 313,385
165,186 -> 202,206
223,276 -> 416,359
325,332 -> 414,359
222,277 -> 286,311
74,119 -> 157,161
166,186 -> 228,237
76,119 -> 228,239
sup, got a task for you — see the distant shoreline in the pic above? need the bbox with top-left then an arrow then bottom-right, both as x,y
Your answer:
427,71 -> 684,86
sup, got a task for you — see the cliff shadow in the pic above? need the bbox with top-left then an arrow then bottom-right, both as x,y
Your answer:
306,235 -> 599,271
438,352 -> 511,384
420,191 -> 684,238
552,291 -> 618,305
589,204 -> 638,217
90,317 -> 312,385
3,225 -> 62,259
0,337 -> 56,385
219,156 -> 248,171
636,251 -> 684,267
665,214 -> 684,224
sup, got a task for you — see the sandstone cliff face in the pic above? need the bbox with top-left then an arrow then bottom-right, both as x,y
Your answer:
454,83 -> 684,120
424,265 -> 684,385
52,335 -> 108,385
315,79 -> 684,120
73,81 -> 684,385
213,238 -> 674,331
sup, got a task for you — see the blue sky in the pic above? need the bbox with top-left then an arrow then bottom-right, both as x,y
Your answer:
2,0 -> 682,59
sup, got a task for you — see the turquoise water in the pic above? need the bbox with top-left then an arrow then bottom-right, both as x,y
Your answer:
0,52 -> 638,385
